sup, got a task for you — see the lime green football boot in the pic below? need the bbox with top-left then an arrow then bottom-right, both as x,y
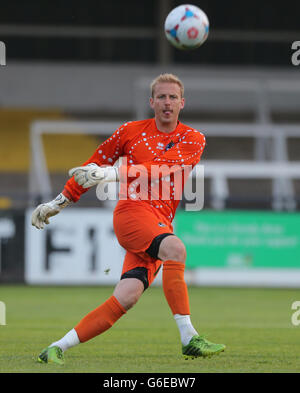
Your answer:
182,335 -> 225,359
37,345 -> 65,365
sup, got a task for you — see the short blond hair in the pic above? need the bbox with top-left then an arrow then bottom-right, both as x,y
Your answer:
150,73 -> 184,98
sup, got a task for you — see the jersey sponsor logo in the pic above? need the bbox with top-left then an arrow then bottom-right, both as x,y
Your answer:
158,222 -> 166,227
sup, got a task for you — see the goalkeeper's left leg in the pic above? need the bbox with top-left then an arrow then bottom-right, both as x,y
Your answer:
158,235 -> 226,358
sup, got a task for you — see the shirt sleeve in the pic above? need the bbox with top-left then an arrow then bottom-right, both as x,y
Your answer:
63,124 -> 127,202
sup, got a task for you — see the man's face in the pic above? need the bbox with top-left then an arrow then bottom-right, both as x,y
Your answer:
150,82 -> 185,125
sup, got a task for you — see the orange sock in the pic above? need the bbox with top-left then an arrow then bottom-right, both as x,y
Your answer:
74,295 -> 126,343
162,260 -> 190,315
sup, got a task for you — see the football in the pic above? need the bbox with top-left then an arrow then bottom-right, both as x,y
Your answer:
164,4 -> 209,50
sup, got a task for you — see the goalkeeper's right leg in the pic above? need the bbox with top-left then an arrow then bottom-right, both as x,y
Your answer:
37,277 -> 144,364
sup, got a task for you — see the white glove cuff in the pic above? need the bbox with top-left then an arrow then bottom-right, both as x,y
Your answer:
51,193 -> 71,210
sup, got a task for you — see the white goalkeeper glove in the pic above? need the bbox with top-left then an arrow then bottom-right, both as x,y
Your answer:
68,163 -> 119,189
31,193 -> 71,230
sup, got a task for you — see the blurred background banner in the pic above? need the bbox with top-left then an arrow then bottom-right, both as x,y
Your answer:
0,210 -> 24,283
176,211 -> 300,269
0,0 -> 300,286
25,209 -> 124,285
175,210 -> 300,287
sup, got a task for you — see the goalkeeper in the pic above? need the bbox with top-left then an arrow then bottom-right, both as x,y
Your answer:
32,73 -> 225,365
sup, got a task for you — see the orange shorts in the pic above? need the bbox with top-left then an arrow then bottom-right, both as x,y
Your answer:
113,200 -> 174,288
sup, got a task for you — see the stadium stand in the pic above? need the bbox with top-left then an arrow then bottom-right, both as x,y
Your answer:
0,0 -> 299,212
0,109 -> 102,207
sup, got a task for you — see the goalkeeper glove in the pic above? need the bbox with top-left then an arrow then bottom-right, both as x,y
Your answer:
31,193 -> 71,229
68,163 -> 119,189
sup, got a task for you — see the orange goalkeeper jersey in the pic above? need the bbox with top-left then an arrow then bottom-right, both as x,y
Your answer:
63,118 -> 206,222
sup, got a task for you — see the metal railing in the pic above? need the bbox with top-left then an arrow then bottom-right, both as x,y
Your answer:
29,120 -> 300,210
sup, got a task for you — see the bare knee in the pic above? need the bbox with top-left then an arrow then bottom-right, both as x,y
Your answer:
113,278 -> 144,310
158,236 -> 186,263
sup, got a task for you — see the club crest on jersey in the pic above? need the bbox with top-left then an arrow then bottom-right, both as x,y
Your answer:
156,142 -> 165,150
158,222 -> 166,227
165,141 -> 175,151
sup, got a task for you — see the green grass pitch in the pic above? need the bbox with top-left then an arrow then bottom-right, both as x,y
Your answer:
0,285 -> 299,373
